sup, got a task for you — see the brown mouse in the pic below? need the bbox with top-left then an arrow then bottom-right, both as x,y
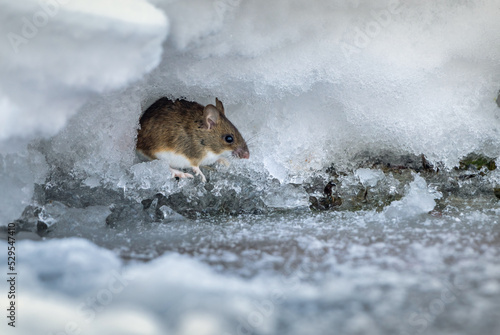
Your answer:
136,97 -> 249,182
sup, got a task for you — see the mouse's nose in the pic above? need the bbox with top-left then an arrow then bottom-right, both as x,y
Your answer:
233,147 -> 250,159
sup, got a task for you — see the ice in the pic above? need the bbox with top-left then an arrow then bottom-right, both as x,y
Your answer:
355,168 -> 385,187
4,204 -> 500,335
0,149 -> 47,225
262,181 -> 310,209
382,173 -> 442,221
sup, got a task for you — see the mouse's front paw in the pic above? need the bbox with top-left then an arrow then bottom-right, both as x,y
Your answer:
170,167 -> 194,180
192,166 -> 207,183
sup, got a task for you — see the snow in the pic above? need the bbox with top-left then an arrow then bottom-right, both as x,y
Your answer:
0,0 -> 167,141
0,0 -> 167,223
26,0 -> 499,193
1,0 -> 500,334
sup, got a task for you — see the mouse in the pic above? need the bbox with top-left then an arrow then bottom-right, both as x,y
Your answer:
136,97 -> 250,182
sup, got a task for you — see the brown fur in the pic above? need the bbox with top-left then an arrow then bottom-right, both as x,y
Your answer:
137,98 -> 249,167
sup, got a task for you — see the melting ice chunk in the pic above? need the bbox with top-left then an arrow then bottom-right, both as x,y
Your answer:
355,168 -> 386,188
383,173 -> 441,220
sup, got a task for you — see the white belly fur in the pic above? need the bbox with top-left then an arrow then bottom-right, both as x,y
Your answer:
155,150 -> 226,168
200,151 -> 224,166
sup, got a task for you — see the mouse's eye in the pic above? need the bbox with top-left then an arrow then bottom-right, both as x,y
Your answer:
224,135 -> 234,143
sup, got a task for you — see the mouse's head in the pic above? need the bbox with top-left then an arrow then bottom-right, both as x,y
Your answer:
201,98 -> 250,159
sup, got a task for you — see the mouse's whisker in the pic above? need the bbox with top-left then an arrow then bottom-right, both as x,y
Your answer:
244,131 -> 264,146
248,131 -> 264,140
245,139 -> 260,148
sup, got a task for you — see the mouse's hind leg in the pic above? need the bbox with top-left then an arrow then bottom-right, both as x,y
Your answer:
170,167 -> 194,180
192,166 -> 207,183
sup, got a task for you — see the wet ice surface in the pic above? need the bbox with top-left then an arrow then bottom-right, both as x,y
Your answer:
5,168 -> 500,335
7,207 -> 500,335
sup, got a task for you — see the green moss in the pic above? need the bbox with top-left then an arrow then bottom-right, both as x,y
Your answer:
459,153 -> 497,171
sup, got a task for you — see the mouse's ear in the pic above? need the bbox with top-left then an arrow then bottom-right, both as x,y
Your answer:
203,105 -> 220,130
215,98 -> 225,115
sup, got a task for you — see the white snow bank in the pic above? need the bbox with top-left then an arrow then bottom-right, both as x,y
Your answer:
4,238 -> 316,335
44,0 -> 500,187
0,0 -> 167,142
143,0 -> 500,177
5,236 -> 427,335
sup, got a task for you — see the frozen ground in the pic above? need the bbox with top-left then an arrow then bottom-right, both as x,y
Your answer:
1,0 -> 500,334
3,192 -> 500,335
